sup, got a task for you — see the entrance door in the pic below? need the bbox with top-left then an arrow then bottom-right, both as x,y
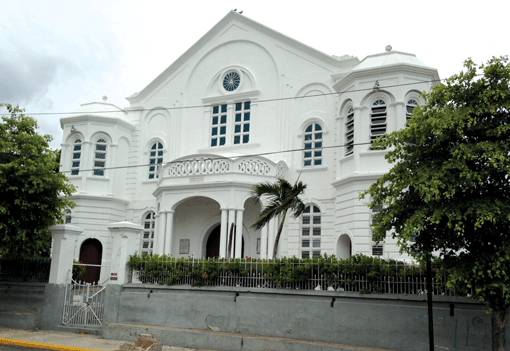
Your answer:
206,225 -> 221,258
79,239 -> 102,284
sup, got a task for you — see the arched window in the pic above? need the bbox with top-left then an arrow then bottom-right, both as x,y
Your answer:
303,123 -> 323,167
406,99 -> 418,121
345,107 -> 354,156
93,138 -> 107,176
71,139 -> 82,175
301,205 -> 321,258
148,142 -> 163,179
370,99 -> 386,143
141,212 -> 156,255
64,209 -> 72,224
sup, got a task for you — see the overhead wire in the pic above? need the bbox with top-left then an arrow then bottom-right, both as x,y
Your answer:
0,78 -> 445,117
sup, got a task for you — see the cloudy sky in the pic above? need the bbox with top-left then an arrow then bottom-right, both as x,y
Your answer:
1,0 -> 508,149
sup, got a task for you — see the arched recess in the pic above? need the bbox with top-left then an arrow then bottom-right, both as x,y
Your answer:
336,234 -> 352,259
79,238 -> 103,284
205,224 -> 221,258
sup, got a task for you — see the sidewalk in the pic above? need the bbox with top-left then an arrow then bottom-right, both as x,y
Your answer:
0,328 -> 195,351
0,327 -> 395,351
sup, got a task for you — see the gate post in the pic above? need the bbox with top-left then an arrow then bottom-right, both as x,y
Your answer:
48,224 -> 83,285
108,222 -> 143,285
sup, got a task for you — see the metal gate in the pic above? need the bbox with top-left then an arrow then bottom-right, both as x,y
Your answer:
62,281 -> 106,327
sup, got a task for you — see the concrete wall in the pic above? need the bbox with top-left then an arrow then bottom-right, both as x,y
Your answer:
0,282 -> 66,331
103,284 -> 501,351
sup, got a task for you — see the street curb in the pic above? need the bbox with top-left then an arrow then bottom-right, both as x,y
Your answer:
0,337 -> 102,351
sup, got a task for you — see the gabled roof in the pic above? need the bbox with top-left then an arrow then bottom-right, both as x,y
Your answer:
126,11 -> 358,105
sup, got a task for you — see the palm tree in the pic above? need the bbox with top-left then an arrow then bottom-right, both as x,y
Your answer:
251,178 -> 307,259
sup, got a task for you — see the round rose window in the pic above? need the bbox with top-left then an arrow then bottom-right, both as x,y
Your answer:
223,71 -> 240,92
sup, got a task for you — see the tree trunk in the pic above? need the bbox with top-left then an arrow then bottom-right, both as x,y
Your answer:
491,304 -> 510,351
272,211 -> 287,259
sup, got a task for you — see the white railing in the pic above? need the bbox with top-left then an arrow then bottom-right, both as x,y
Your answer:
128,257 -> 462,296
164,157 -> 286,179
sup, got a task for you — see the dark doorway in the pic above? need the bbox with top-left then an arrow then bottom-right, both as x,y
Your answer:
206,225 -> 221,258
79,239 -> 103,284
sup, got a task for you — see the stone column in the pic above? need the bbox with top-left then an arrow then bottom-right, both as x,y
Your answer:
260,226 -> 268,259
155,212 -> 167,255
267,219 -> 276,259
219,208 -> 228,258
48,225 -> 83,285
235,209 -> 244,258
164,210 -> 175,256
228,209 -> 236,258
108,221 -> 143,285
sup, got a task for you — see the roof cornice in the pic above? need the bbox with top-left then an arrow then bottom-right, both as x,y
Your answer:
60,114 -> 136,132
333,63 -> 440,93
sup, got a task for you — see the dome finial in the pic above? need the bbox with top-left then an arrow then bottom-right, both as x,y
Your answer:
385,45 -> 392,52
102,95 -> 108,102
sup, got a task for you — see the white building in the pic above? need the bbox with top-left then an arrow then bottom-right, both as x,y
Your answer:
59,11 -> 439,282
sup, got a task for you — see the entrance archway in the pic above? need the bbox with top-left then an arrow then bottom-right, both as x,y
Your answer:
336,234 -> 352,260
79,238 -> 103,284
206,225 -> 221,258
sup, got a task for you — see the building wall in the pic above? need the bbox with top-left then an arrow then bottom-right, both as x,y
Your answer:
58,12 -> 439,260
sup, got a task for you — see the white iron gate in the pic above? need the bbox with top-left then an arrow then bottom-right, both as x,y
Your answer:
62,280 -> 106,327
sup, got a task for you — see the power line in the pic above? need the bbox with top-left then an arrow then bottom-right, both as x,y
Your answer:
15,140 -> 373,177
1,79 -> 444,118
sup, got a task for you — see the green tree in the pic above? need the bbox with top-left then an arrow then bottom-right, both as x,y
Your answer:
361,57 -> 510,350
252,178 -> 306,259
0,104 -> 75,258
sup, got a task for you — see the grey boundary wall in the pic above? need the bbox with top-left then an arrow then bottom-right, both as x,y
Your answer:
1,281 -> 508,350
102,284 -> 502,351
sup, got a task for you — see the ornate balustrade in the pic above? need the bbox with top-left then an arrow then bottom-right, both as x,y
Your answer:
162,156 -> 286,180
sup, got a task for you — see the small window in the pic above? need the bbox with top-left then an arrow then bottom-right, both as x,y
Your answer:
71,139 -> 82,175
372,245 -> 383,256
303,123 -> 323,167
345,107 -> 354,156
64,209 -> 72,224
301,205 -> 321,258
93,138 -> 107,176
370,100 -> 386,143
148,142 -> 164,179
141,212 -> 156,255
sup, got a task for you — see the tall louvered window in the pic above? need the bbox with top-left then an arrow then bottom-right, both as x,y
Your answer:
93,138 -> 107,176
345,107 -> 354,156
71,139 -> 82,175
406,99 -> 418,121
370,100 -> 386,143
